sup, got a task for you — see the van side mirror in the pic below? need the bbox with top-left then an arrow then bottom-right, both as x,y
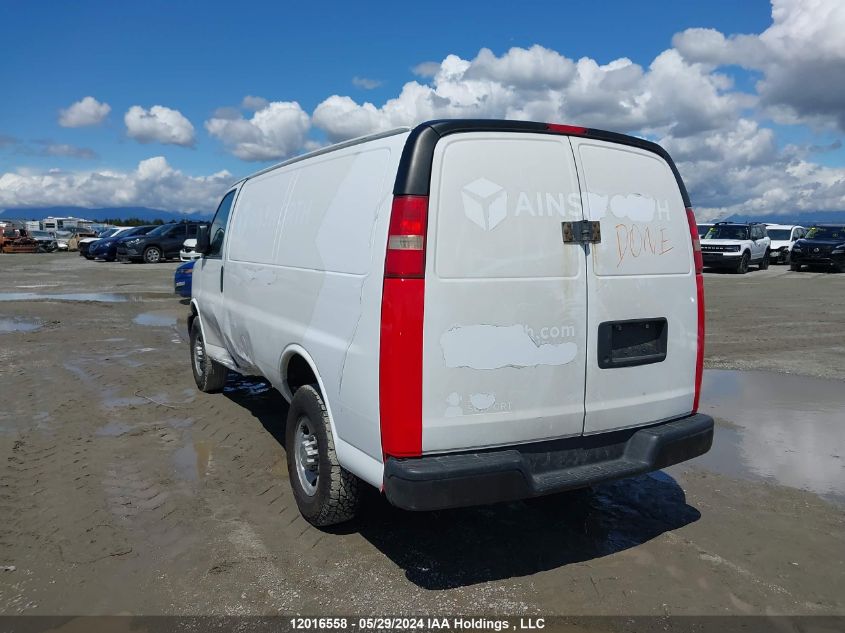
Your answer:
196,225 -> 211,255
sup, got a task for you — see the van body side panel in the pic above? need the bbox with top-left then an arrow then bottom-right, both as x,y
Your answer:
422,133 -> 588,453
570,138 -> 697,434
221,136 -> 408,467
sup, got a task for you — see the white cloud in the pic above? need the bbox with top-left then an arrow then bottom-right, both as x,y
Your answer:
241,95 -> 270,111
39,143 -> 97,159
312,45 -> 751,142
125,105 -> 196,146
204,101 -> 310,161
58,96 -> 111,127
352,76 -> 383,90
0,157 -> 231,212
412,62 -> 440,78
674,0 -> 845,130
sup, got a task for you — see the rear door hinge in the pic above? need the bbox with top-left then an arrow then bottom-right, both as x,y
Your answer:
562,220 -> 602,244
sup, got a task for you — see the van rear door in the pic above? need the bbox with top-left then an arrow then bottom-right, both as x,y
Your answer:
570,137 -> 697,434
422,132 -> 587,453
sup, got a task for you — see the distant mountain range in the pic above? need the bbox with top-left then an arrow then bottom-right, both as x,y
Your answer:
2,205 -> 842,226
723,211 -> 845,225
0,207 -> 211,222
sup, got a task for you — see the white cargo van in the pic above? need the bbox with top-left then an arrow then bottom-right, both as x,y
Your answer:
189,120 -> 713,526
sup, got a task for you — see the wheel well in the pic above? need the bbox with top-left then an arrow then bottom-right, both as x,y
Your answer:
187,304 -> 197,334
285,354 -> 319,396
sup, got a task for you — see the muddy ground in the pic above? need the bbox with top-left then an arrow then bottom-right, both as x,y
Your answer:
0,254 -> 842,617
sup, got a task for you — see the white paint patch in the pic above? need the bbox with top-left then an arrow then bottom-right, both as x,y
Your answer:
610,193 -> 656,222
586,192 -> 609,220
469,393 -> 496,411
441,324 -> 578,369
444,392 -> 463,417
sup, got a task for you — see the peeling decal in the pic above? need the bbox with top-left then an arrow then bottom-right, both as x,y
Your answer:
441,324 -> 578,369
445,392 -> 463,417
469,393 -> 496,411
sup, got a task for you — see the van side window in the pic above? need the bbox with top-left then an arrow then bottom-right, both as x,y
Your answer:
187,223 -> 198,238
209,190 -> 236,258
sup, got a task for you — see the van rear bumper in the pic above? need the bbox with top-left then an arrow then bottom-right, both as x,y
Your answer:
383,413 -> 714,511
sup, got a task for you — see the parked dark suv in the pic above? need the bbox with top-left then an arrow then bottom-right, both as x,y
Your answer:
116,221 -> 202,263
790,224 -> 845,272
89,225 -> 156,261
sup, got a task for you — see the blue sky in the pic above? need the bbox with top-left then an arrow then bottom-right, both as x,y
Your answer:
1,0 -> 843,218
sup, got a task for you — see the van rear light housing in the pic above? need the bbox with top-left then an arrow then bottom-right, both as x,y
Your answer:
380,194 -> 429,458
384,195 -> 428,278
546,123 -> 587,135
685,207 -> 705,413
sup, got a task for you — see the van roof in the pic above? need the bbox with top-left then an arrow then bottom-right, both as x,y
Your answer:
239,127 -> 411,184
393,120 -> 692,208
233,119 -> 691,208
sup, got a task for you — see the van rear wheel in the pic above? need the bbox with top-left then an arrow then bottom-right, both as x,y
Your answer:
189,321 -> 228,392
285,385 -> 360,526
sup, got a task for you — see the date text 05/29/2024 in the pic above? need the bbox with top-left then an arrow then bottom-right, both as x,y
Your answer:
289,617 -> 546,631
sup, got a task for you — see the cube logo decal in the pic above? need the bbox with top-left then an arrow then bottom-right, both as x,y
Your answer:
461,178 -> 508,231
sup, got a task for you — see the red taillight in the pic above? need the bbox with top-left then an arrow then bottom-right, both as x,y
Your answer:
384,195 -> 428,278
546,123 -> 587,135
379,195 -> 428,459
685,208 -> 703,274
685,207 -> 705,413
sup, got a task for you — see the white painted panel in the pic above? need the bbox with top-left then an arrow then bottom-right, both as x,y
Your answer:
434,137 -> 582,279
423,133 -> 588,453
578,142 -> 691,277
228,170 -> 296,264
217,132 -> 408,476
276,149 -> 391,275
571,137 -> 697,434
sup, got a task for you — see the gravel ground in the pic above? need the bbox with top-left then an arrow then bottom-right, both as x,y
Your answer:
0,254 -> 842,617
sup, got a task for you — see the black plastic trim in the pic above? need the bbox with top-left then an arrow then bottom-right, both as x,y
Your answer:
393,119 -> 692,208
597,317 -> 668,369
383,413 -> 714,511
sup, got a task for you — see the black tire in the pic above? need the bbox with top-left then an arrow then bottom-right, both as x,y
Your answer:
189,321 -> 228,393
783,251 -> 791,265
736,252 -> 750,274
286,385 -> 360,526
790,262 -> 802,272
759,249 -> 770,270
143,246 -> 162,264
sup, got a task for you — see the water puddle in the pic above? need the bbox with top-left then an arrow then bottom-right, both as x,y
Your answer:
224,378 -> 272,397
0,292 -> 130,303
133,311 -> 178,327
173,440 -> 214,481
685,370 -> 845,503
0,317 -> 42,333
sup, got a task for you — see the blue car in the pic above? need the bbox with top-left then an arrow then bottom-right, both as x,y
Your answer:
174,260 -> 194,297
89,225 -> 156,261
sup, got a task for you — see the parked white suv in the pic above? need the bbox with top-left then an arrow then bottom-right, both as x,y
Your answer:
765,224 -> 805,264
180,238 -> 201,261
188,120 -> 713,525
700,222 -> 771,274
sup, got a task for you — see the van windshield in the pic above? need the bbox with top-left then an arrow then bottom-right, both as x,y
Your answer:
704,225 -> 749,240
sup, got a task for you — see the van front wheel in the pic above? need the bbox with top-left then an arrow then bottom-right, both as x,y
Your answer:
189,321 -> 228,392
286,385 -> 360,526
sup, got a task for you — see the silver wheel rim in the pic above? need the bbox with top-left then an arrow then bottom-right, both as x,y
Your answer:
193,332 -> 205,376
294,417 -> 319,496
147,249 -> 160,262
